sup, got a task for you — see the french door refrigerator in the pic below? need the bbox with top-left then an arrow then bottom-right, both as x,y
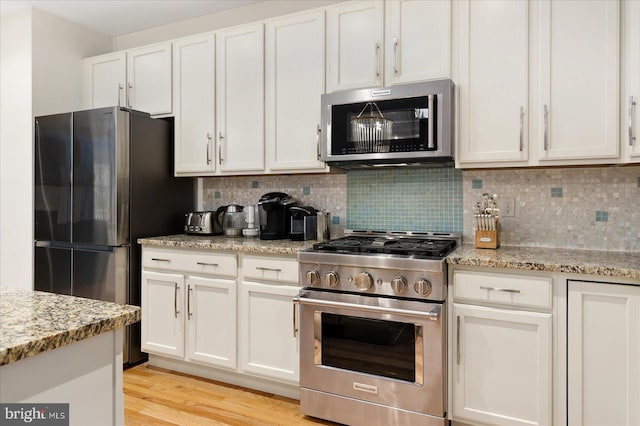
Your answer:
34,107 -> 193,366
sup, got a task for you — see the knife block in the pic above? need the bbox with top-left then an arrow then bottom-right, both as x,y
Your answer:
475,224 -> 500,249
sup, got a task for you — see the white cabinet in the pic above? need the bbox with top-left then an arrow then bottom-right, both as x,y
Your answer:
450,269 -> 553,426
141,248 -> 238,370
82,43 -> 172,116
265,10 -> 327,173
623,0 -> 640,163
567,280 -> 640,426
126,43 -> 173,116
239,255 -> 300,384
326,1 -> 384,92
456,0 -> 529,164
384,0 -> 450,86
82,52 -> 127,109
216,23 -> 264,174
173,34 -> 216,176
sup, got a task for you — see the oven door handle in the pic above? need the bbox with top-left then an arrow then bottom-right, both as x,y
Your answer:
294,296 -> 440,321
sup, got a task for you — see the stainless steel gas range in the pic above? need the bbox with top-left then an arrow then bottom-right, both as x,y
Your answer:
295,231 -> 459,426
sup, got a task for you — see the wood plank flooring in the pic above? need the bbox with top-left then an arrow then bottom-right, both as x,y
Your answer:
124,364 -> 338,426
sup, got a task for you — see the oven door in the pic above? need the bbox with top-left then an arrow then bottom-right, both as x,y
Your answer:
296,289 -> 445,417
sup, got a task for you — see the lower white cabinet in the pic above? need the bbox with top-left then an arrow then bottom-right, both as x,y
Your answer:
567,280 -> 640,426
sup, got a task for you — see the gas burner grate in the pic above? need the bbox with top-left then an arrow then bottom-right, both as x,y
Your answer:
312,236 -> 457,258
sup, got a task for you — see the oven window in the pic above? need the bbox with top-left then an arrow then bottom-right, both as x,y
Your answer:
321,313 -> 416,382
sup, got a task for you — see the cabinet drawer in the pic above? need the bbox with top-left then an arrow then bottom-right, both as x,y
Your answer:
243,255 -> 298,284
142,248 -> 237,277
453,270 -> 552,309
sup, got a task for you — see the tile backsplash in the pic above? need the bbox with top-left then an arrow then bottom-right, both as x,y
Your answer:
202,165 -> 640,252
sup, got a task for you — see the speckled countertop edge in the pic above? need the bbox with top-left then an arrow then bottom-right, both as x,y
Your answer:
0,287 -> 141,366
447,244 -> 640,280
138,234 -> 316,255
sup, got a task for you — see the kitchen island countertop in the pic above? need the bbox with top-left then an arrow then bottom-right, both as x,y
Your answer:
0,287 -> 140,365
447,244 -> 640,280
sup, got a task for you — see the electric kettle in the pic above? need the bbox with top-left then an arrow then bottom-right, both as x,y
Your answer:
216,204 -> 245,237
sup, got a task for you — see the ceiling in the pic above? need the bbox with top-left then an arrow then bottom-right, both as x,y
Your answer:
0,0 -> 262,36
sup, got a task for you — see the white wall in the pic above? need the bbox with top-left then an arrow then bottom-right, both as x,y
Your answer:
0,7 -> 111,289
114,0 -> 342,49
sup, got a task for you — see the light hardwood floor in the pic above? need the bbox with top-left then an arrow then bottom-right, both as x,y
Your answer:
124,364 -> 338,425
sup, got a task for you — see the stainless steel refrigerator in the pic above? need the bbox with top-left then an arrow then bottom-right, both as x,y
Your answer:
34,107 -> 193,366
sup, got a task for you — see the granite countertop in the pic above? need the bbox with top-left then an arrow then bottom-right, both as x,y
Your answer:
138,234 -> 316,255
0,287 -> 140,366
447,244 -> 640,281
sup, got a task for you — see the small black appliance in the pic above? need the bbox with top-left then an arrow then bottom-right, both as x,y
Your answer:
289,206 -> 317,241
258,192 -> 296,240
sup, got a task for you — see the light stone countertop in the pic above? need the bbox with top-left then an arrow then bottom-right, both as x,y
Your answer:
139,235 -> 640,281
447,244 -> 640,281
0,287 -> 140,366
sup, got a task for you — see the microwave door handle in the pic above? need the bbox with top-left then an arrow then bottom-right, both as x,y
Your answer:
428,94 -> 435,149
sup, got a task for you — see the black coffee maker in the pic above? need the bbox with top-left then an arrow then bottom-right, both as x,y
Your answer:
258,192 -> 296,240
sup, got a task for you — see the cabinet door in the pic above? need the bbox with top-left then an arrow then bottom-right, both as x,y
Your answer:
385,0 -> 450,85
141,271 -> 184,358
457,0 -> 529,164
623,0 -> 640,163
567,281 -> 640,426
186,276 -> 237,369
326,1 -> 384,92
82,52 -> 126,109
126,43 -> 173,115
239,281 -> 300,384
173,35 -> 216,176
453,303 -> 552,426
538,0 -> 619,161
265,11 -> 327,173
216,23 -> 264,173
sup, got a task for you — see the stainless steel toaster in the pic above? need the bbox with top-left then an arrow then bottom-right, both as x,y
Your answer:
184,211 -> 222,235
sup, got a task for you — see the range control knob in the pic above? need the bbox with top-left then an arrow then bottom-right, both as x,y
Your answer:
414,278 -> 432,296
326,271 -> 340,287
306,270 -> 321,286
354,272 -> 373,291
391,276 -> 408,294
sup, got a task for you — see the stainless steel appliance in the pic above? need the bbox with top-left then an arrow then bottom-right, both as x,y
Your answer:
217,204 -> 245,237
258,192 -> 296,240
296,231 -> 459,426
34,107 -> 194,366
289,206 -> 317,241
184,211 -> 220,235
320,79 -> 454,168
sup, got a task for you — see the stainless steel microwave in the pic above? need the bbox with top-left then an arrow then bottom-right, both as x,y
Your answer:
319,79 -> 454,168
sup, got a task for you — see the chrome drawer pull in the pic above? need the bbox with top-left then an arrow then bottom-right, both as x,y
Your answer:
256,266 -> 282,273
151,258 -> 171,262
196,262 -> 219,267
480,286 -> 521,294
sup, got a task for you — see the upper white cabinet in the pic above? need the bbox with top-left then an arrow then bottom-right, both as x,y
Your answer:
384,0 -> 451,86
327,0 -> 450,92
173,34 -> 216,176
623,0 -> 640,163
567,280 -> 640,426
126,43 -> 173,115
216,23 -> 265,174
326,1 -> 384,92
82,43 -> 172,116
265,10 -> 328,173
537,0 -> 619,162
457,0 -> 529,164
82,52 -> 127,109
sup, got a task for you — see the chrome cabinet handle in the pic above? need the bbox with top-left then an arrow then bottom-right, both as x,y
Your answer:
151,258 -> 170,262
519,106 -> 525,152
375,43 -> 381,77
456,315 -> 461,365
187,284 -> 193,319
316,125 -> 321,160
256,266 -> 282,273
543,104 -> 549,150
218,132 -> 224,165
292,300 -> 298,338
174,283 -> 180,318
393,37 -> 399,74
206,133 -> 212,164
629,96 -> 637,146
480,286 -> 521,294
127,83 -> 133,108
196,262 -> 219,267
118,84 -> 124,107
